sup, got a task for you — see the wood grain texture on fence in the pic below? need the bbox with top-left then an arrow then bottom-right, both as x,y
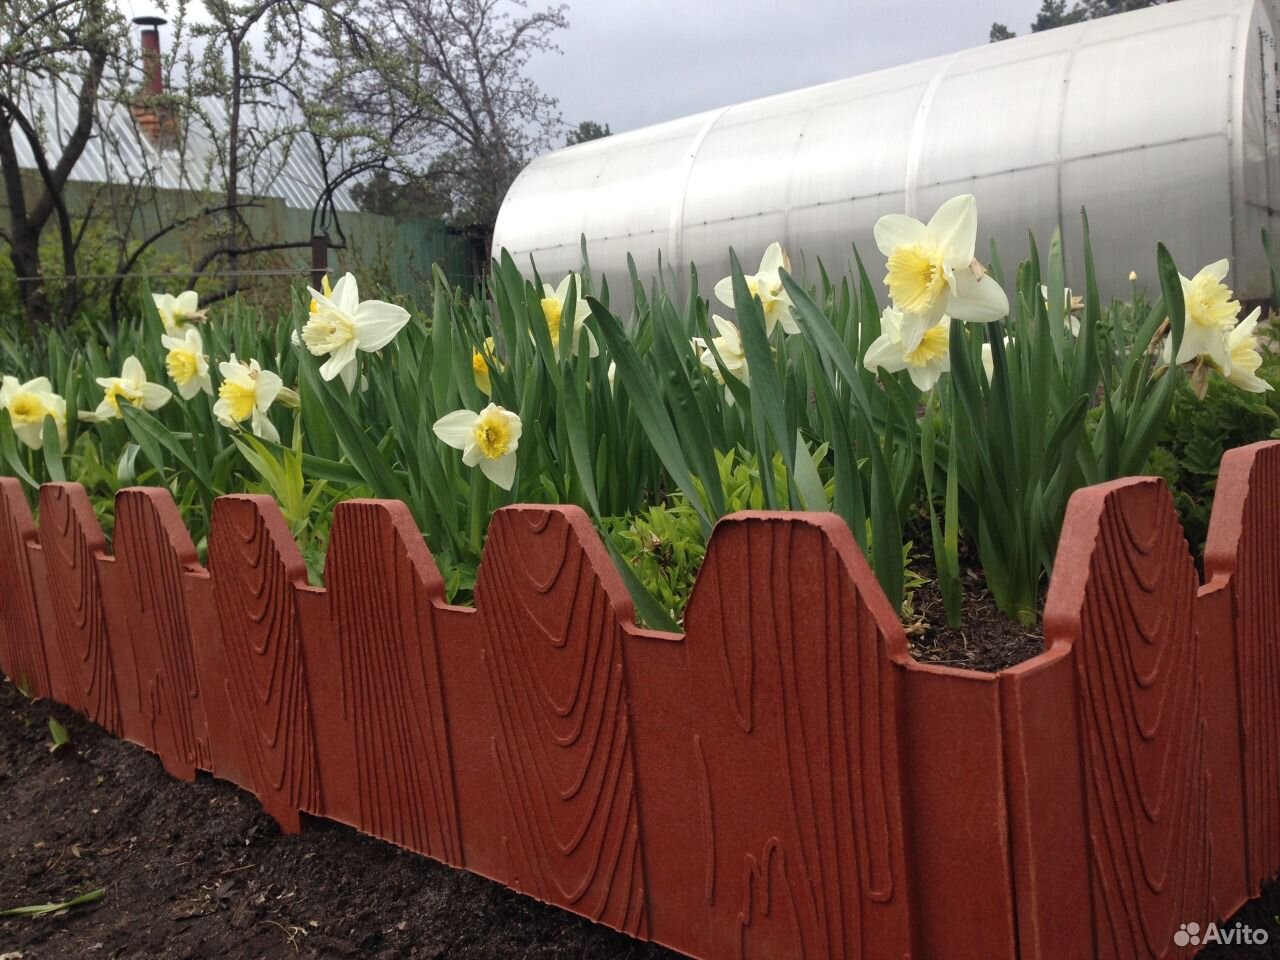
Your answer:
3,440 -> 1280,959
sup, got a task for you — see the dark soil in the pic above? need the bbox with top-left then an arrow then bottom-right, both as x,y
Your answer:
0,679 -> 683,960
906,564 -> 1047,672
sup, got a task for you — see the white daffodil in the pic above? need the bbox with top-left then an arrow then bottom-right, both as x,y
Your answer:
1173,259 -> 1239,372
432,402 -> 523,490
1039,284 -> 1084,336
873,194 -> 1009,351
0,376 -> 66,450
1223,309 -> 1272,394
714,241 -> 799,336
607,360 -> 617,394
539,273 -> 599,358
153,290 -> 207,333
161,327 -> 213,400
93,356 -> 171,421
863,306 -> 951,392
290,275 -> 334,348
214,354 -> 288,443
697,315 -> 749,405
303,273 -> 411,391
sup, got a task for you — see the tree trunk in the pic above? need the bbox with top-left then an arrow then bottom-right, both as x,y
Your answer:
7,239 -> 50,340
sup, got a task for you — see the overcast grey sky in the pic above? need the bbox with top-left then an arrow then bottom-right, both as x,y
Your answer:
526,0 -> 1040,136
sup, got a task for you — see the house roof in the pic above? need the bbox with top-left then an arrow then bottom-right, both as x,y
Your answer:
10,77 -> 359,213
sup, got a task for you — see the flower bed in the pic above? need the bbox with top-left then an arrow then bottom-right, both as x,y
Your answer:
3,438 -> 1278,958
3,192 -> 1280,955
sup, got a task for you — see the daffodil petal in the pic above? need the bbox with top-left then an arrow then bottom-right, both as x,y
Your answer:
252,408 -> 280,444
758,241 -> 787,277
926,194 -> 978,266
948,268 -> 1009,322
773,296 -> 800,335
330,273 -> 360,315
480,452 -> 517,490
877,307 -> 903,339
354,301 -> 411,352
121,355 -> 146,384
340,358 -> 359,393
713,275 -> 736,309
863,332 -> 907,374
497,407 -> 523,447
218,358 -> 246,380
907,362 -> 945,392
1179,324 -> 1233,373
711,315 -> 739,342
13,419 -> 43,450
1203,259 -> 1230,283
1230,371 -> 1272,393
873,214 -> 930,257
433,410 -> 478,449
898,311 -> 936,354
140,382 -> 172,410
254,369 -> 284,410
319,339 -> 358,382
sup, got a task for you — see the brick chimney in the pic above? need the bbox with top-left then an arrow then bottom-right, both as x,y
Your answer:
131,16 -> 176,147
138,17 -> 164,95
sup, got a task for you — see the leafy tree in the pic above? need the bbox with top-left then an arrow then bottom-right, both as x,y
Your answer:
1031,0 -> 1086,31
0,0 -> 411,332
566,120 -> 610,146
189,0 -> 408,300
0,0 -> 128,334
351,0 -> 567,237
990,0 -> 1173,42
351,169 -> 451,220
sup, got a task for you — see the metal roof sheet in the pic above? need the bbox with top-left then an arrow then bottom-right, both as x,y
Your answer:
10,79 -> 358,212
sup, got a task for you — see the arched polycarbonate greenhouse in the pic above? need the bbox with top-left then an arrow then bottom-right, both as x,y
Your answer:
494,0 -> 1280,304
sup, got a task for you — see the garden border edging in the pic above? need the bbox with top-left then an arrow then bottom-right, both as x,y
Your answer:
2,440 -> 1279,959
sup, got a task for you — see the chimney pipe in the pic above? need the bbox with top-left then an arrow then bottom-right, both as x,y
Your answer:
133,16 -> 167,97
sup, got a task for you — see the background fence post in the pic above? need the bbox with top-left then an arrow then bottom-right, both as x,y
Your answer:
311,234 -> 329,288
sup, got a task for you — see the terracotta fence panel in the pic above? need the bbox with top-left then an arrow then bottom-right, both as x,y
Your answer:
107,488 -> 212,780
1042,478 -> 1217,959
37,483 -> 121,735
3,441 -> 1280,959
678,513 -> 911,960
207,494 -> 320,834
474,506 -> 648,937
0,478 -> 51,699
301,498 -> 463,864
1205,440 -> 1280,895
